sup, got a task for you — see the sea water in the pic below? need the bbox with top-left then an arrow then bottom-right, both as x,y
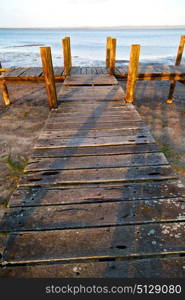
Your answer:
0,28 -> 185,68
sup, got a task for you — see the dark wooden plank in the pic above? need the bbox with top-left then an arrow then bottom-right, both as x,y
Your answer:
1,198 -> 185,232
40,128 -> 150,139
1,257 -> 185,277
31,143 -> 159,158
8,180 -> 185,207
20,67 -> 43,77
3,222 -> 185,264
0,233 -> 9,264
26,153 -> 168,172
35,134 -> 154,148
44,121 -> 146,130
64,74 -> 118,86
18,165 -> 177,187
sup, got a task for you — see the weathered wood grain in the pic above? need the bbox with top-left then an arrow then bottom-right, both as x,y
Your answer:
2,67 -> 26,77
1,257 -> 185,277
1,198 -> 185,232
39,128 -> 149,139
18,165 -> 176,187
58,85 -> 124,102
8,180 -> 185,207
20,67 -> 43,77
3,222 -> 185,264
44,121 -> 145,130
35,134 -> 154,148
25,152 -> 168,172
64,74 -> 118,86
31,143 -> 159,158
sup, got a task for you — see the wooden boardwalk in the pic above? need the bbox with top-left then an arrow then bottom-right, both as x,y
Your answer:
0,72 -> 185,278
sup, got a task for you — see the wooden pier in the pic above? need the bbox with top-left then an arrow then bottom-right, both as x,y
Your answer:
0,70 -> 185,278
0,36 -> 185,277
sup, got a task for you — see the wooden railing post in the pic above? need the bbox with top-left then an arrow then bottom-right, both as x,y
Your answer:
40,47 -> 58,109
106,37 -> 112,68
66,37 -> 72,69
109,38 -> 116,75
0,62 -> 10,106
167,35 -> 185,104
125,44 -> 140,103
62,37 -> 71,76
0,81 -> 10,106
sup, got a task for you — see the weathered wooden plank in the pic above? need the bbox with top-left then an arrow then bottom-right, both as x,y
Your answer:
25,152 -> 168,172
1,257 -> 185,277
20,67 -> 43,77
8,180 -> 185,207
18,165 -> 176,187
116,64 -> 185,76
44,121 -> 146,131
46,116 -> 142,125
49,103 -> 138,115
31,143 -> 159,158
1,198 -> 185,232
70,67 -> 81,74
53,67 -> 64,76
2,67 -> 27,77
58,85 -> 124,102
0,233 -> 9,264
56,101 -> 127,108
35,134 -> 154,148
3,222 -> 185,264
48,111 -> 141,120
64,74 -> 118,86
39,128 -> 149,139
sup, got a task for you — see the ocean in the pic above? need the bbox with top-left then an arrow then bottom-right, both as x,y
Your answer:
0,28 -> 185,68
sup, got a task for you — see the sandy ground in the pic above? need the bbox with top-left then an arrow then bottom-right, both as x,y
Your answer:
0,80 -> 185,206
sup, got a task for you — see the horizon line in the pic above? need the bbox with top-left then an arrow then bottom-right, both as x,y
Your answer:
1,25 -> 185,30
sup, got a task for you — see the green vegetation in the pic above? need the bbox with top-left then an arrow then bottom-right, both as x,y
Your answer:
0,153 -> 28,207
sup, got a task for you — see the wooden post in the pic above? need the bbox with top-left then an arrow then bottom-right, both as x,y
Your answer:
0,81 -> 10,106
40,47 -> 58,109
125,44 -> 140,103
66,37 -> 72,69
167,35 -> 185,103
106,37 -> 112,68
62,37 -> 71,76
109,38 -> 116,75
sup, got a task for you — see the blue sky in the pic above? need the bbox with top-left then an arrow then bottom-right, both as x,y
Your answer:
0,0 -> 185,28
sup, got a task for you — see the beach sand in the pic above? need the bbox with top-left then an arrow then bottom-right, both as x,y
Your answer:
0,80 -> 185,205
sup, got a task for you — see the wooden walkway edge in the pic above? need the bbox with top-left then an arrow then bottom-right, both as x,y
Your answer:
0,73 -> 185,278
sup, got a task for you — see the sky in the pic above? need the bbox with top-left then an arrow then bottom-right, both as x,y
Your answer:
0,0 -> 185,28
